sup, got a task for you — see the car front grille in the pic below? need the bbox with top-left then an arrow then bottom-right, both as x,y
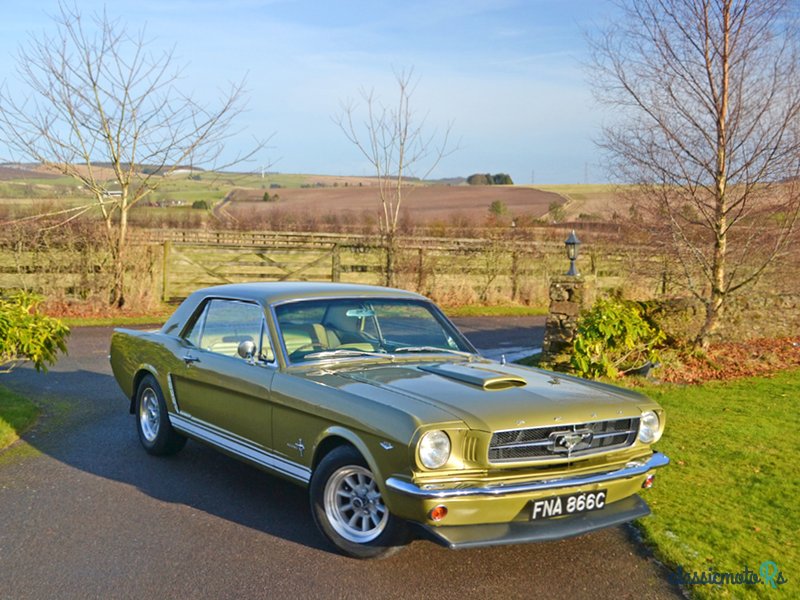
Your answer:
488,418 -> 640,463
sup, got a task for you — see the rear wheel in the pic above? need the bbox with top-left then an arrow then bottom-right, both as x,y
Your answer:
135,374 -> 186,456
310,446 -> 408,559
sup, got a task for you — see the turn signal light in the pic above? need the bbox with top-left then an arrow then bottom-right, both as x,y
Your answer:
642,474 -> 656,489
430,505 -> 448,521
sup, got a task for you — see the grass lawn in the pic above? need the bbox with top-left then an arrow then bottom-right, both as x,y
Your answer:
60,313 -> 170,328
0,386 -> 39,450
637,369 -> 798,598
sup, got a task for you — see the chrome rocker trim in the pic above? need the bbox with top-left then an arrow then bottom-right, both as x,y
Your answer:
170,413 -> 311,483
386,451 -> 669,499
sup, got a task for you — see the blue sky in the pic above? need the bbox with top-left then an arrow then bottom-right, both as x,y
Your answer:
0,1 -> 619,184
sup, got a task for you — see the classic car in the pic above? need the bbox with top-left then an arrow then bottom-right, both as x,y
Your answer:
109,282 -> 668,558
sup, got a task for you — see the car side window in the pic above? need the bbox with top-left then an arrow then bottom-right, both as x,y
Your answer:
260,321 -> 275,362
185,299 -> 272,362
183,303 -> 208,348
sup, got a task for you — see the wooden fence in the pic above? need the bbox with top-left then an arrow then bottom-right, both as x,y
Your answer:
153,233 -> 560,303
0,227 -> 666,305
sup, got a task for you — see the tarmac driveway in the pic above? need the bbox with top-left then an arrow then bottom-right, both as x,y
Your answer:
0,322 -> 681,599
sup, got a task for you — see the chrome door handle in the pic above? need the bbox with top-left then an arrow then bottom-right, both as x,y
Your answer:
183,354 -> 200,365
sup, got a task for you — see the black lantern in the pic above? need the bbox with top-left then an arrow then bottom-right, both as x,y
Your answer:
565,230 -> 581,276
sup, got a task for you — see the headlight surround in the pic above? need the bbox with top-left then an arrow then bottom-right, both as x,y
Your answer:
638,410 -> 662,444
418,430 -> 451,469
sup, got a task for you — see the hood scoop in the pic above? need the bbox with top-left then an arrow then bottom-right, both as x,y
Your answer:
419,364 -> 527,391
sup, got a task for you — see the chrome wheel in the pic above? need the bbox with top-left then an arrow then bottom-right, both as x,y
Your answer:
138,387 -> 160,443
135,375 -> 186,456
324,465 -> 388,543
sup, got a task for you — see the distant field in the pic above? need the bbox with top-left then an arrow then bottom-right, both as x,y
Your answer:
226,185 -> 565,225
1,165 -> 627,229
535,183 -> 630,221
0,166 -> 381,192
227,173 -> 384,189
0,165 -> 62,180
0,163 -> 119,183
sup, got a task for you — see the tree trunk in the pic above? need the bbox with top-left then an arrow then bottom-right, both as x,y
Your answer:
383,231 -> 396,288
694,2 -> 730,350
110,195 -> 129,308
695,288 -> 723,349
111,249 -> 126,308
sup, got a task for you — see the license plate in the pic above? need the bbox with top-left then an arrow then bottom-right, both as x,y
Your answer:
531,490 -> 607,520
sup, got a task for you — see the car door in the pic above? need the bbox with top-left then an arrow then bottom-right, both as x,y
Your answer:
170,298 -> 276,450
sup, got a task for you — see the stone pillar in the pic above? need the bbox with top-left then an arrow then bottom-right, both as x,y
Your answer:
540,276 -> 587,371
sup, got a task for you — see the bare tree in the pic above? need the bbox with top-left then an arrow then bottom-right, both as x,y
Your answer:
590,0 -> 800,347
336,68 -> 454,287
0,4 -> 262,307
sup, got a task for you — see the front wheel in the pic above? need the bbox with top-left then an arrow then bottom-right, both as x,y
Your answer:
135,374 -> 186,456
310,446 -> 408,559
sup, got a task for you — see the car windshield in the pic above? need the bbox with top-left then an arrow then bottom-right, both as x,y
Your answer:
274,298 -> 474,363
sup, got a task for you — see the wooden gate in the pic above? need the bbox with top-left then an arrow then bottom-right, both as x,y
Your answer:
161,241 -> 345,302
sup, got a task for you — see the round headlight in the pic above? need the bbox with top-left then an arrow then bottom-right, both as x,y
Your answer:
638,410 -> 662,444
418,430 -> 451,469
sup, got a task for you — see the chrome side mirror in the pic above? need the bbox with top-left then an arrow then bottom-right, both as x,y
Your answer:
237,340 -> 256,360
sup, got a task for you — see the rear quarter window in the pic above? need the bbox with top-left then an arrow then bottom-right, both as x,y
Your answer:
184,299 -> 267,359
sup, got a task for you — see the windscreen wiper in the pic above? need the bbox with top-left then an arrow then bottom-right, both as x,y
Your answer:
393,346 -> 475,361
304,349 -> 392,360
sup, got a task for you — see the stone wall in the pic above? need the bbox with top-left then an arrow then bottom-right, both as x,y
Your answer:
642,294 -> 800,343
540,277 -> 592,370
541,285 -> 798,373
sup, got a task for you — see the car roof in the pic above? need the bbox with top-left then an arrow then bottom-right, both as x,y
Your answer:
161,282 -> 428,335
194,281 -> 426,304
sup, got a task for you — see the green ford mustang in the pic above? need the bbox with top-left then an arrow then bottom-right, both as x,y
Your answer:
110,282 -> 668,558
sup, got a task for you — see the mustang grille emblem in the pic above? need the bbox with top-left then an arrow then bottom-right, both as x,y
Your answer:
549,429 -> 594,454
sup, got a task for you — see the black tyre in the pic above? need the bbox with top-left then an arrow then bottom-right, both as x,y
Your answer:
310,446 -> 408,559
135,374 -> 186,456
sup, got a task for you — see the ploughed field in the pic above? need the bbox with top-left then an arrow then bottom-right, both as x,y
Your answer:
226,185 -> 563,224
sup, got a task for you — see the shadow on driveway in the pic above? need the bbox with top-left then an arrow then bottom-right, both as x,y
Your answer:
6,366 -> 329,553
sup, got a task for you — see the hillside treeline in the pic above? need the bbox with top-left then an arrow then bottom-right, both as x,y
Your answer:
466,173 -> 514,185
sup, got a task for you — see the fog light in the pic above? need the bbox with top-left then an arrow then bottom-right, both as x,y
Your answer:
430,505 -> 448,521
642,474 -> 656,489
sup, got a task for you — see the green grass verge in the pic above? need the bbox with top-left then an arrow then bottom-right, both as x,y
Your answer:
444,305 -> 548,317
636,370 -> 798,598
60,313 -> 169,328
0,386 -> 40,450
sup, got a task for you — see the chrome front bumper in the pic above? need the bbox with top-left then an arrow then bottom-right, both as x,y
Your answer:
386,451 -> 669,500
417,494 -> 652,549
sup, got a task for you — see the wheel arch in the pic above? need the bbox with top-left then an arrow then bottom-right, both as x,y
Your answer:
311,427 -> 386,488
129,365 -> 160,414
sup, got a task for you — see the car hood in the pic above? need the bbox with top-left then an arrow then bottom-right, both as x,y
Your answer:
305,359 -> 655,432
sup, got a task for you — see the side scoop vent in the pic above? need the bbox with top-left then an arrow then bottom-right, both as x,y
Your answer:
419,364 -> 527,390
463,435 -> 479,462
